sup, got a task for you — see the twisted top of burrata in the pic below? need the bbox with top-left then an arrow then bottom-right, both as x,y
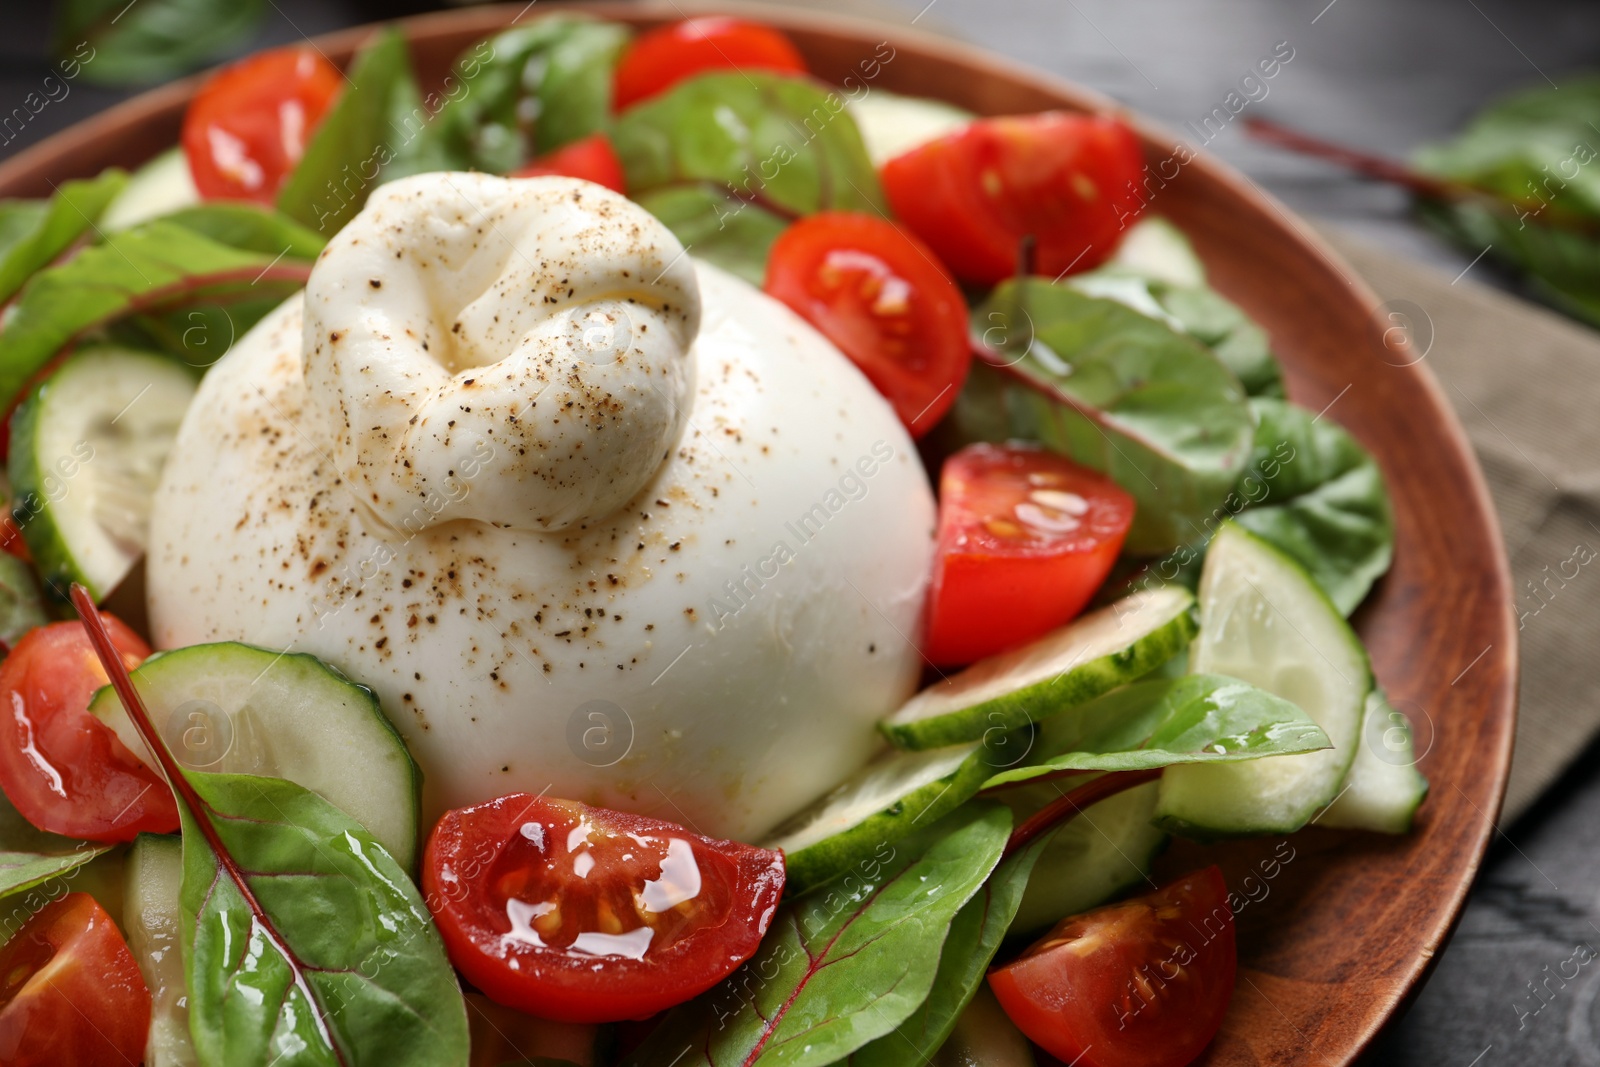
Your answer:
302,173 -> 700,533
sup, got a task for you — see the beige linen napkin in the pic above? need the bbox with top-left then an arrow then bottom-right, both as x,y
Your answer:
1318,229 -> 1600,823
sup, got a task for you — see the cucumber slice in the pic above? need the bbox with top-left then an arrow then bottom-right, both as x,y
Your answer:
882,587 -> 1197,750
88,642 -> 422,870
848,89 -> 974,167
124,834 -> 195,1067
1155,523 -> 1371,837
1321,688 -> 1428,833
9,345 -> 196,602
933,985 -> 1036,1067
1105,216 -> 1206,287
762,742 -> 987,892
999,780 -> 1165,936
101,148 -> 200,231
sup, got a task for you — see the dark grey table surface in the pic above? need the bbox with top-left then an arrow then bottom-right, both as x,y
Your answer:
4,0 -> 1599,1063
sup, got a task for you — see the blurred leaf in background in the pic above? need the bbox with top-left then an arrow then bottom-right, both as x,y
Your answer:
55,0 -> 266,86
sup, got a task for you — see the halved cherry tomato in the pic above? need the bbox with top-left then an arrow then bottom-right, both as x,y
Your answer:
924,444 -> 1134,665
614,17 -> 806,110
423,794 -> 785,1023
765,212 -> 971,435
989,867 -> 1236,1067
0,892 -> 151,1067
882,112 -> 1146,285
181,46 -> 343,204
0,618 -> 177,842
512,133 -> 628,195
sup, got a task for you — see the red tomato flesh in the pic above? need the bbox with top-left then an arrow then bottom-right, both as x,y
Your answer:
882,112 -> 1146,285
924,444 -> 1134,665
0,618 -> 177,842
989,867 -> 1236,1067
424,794 -> 785,1023
0,892 -> 151,1067
614,17 -> 806,110
765,212 -> 972,436
512,133 -> 628,194
182,46 -> 342,204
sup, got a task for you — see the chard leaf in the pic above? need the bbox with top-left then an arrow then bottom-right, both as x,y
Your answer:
70,587 -> 469,1067
0,554 -> 47,648
0,788 -> 109,899
390,16 -> 630,178
155,203 -> 327,259
840,831 -> 1046,1067
962,281 -> 1255,554
1231,397 -> 1393,615
625,804 -> 1012,1067
0,170 -> 126,303
55,0 -> 263,86
613,72 -> 885,277
277,28 -> 419,236
982,674 -> 1330,789
0,221 -> 312,411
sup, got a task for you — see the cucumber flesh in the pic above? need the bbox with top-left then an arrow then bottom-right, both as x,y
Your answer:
1105,216 -> 1206,287
1321,688 -> 1428,833
882,586 -> 1197,750
762,742 -> 986,893
124,834 -> 195,1067
1156,523 -> 1371,837
1000,780 -> 1165,936
9,345 -> 196,602
934,985 -> 1036,1067
848,89 -> 974,167
101,148 -> 200,231
89,642 -> 422,870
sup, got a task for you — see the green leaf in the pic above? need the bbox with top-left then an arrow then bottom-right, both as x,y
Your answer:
0,171 -> 126,304
840,835 -> 1045,1067
0,220 -> 311,411
179,772 -> 468,1067
0,788 -> 110,899
625,804 -> 1012,1067
390,16 -> 630,179
1230,397 -> 1393,615
155,203 -> 327,259
962,281 -> 1255,554
1415,77 -> 1600,220
55,0 -> 264,86
277,28 -> 420,236
614,71 -> 886,278
983,674 -> 1330,789
0,554 -> 48,648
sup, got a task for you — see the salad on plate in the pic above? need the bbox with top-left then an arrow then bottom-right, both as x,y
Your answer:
0,12 -> 1426,1067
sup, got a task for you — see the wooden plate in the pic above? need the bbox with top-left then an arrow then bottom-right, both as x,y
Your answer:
0,4 -> 1516,1064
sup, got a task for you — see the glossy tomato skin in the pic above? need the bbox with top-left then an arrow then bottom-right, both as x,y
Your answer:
0,892 -> 151,1066
614,17 -> 806,110
882,113 -> 1146,285
424,794 -> 786,1023
990,867 -> 1235,1067
765,212 -> 971,436
512,133 -> 628,194
924,444 -> 1134,665
181,46 -> 342,204
0,618 -> 177,842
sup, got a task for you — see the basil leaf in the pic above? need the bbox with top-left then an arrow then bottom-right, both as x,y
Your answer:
962,281 -> 1255,554
180,771 -> 468,1067
0,220 -> 311,411
277,28 -> 419,236
0,788 -> 110,899
983,674 -> 1330,789
626,804 -> 1012,1067
1231,397 -> 1393,614
614,72 -> 886,279
0,170 -> 126,304
55,0 -> 263,86
633,185 -> 790,286
841,833 -> 1045,1067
